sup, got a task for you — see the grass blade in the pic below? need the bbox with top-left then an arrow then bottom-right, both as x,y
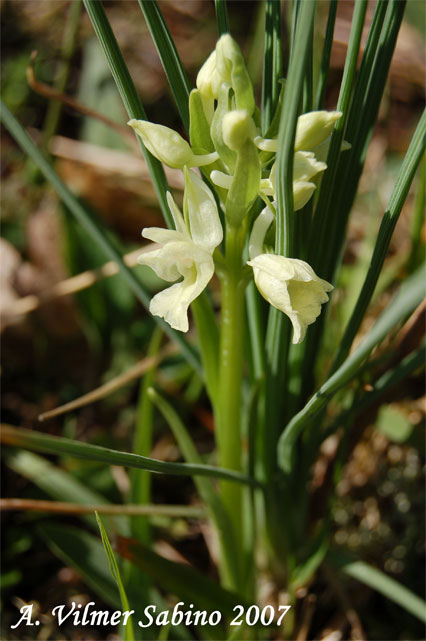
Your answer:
308,0 -> 369,272
82,0 -> 172,227
137,0 -> 191,131
324,0 -> 407,283
5,450 -> 126,534
263,0 -> 317,477
407,151 -> 426,273
0,101 -> 201,374
191,296 -> 220,402
40,523 -> 126,607
261,0 -> 283,132
147,388 -> 242,590
1,424 -> 259,486
96,513 -> 135,641
117,537 -> 248,621
314,0 -> 338,109
130,327 -> 163,545
333,109 -> 426,369
215,0 -> 230,37
329,550 -> 426,623
278,265 -> 425,473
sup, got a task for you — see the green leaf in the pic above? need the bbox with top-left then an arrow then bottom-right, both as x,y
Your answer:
328,549 -> 426,624
147,388 -> 241,588
1,425 -> 259,486
191,295 -> 220,403
215,0 -> 230,37
137,0 -> 191,132
261,0 -> 283,132
5,450 -> 127,534
314,0 -> 338,109
291,520 -> 330,590
96,513 -> 135,641
39,523 -> 124,607
117,537 -> 248,630
278,265 -> 426,473
130,327 -> 163,545
321,346 -> 426,448
332,109 -> 426,370
407,152 -> 426,273
82,0 -> 173,227
263,0 -> 317,481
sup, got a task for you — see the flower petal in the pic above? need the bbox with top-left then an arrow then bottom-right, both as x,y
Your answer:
149,255 -> 214,332
184,168 -> 223,252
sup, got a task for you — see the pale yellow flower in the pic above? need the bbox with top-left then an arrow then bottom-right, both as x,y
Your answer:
138,171 -> 222,332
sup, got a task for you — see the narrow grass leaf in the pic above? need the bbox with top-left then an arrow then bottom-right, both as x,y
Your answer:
278,266 -> 425,473
261,0 -> 283,132
147,387 -> 241,588
82,0 -> 173,227
96,513 -> 135,641
263,0 -> 317,478
191,296 -> 220,402
1,424 -> 258,486
314,0 -> 337,109
322,346 -> 426,448
0,101 -> 201,374
137,0 -> 191,131
215,0 -> 230,37
329,549 -> 426,623
130,327 -> 163,545
307,0 -> 371,273
117,537 -> 248,621
333,109 -> 426,369
39,523 -> 126,607
5,450 -> 127,534
324,0 -> 407,282
407,151 -> 426,273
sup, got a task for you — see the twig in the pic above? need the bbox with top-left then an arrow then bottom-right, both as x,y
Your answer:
38,343 -> 175,422
1,247 -> 146,319
27,50 -> 136,145
48,134 -> 184,188
0,498 -> 205,518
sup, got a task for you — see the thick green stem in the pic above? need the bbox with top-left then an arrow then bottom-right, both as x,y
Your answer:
216,224 -> 246,589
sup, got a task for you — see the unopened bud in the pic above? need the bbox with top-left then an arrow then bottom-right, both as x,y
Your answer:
222,110 -> 256,151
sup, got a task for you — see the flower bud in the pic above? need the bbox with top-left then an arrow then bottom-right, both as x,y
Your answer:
222,110 -> 256,151
129,120 -> 218,168
215,34 -> 255,114
295,111 -> 342,151
196,51 -> 222,99
129,120 -> 193,168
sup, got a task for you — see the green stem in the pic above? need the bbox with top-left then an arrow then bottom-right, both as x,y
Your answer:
217,224 -> 246,589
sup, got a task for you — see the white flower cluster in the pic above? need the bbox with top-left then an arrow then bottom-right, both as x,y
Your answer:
129,35 -> 344,343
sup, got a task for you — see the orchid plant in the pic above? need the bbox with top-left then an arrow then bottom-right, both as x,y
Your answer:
127,36 -> 344,591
